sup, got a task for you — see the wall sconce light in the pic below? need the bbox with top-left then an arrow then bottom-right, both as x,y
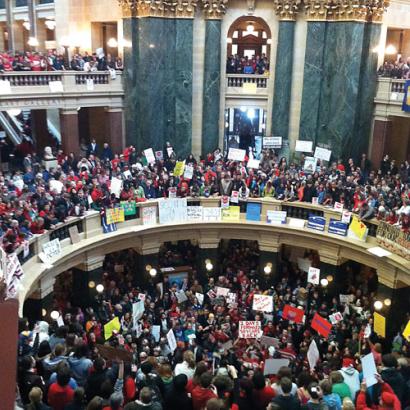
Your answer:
107,38 -> 118,48
50,310 -> 60,320
149,268 -> 157,277
374,300 -> 383,311
96,284 -> 104,293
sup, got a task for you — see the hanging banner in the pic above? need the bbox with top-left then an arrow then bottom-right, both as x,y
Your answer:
376,221 -> 410,261
246,202 -> 261,221
203,207 -> 221,222
307,216 -> 326,232
402,79 -> 410,112
187,206 -> 203,221
142,206 -> 157,225
222,206 -> 240,221
329,220 -> 349,237
267,210 -> 287,224
158,198 -> 187,224
106,208 -> 125,224
120,201 -> 137,216
42,238 -> 61,260
348,216 -> 368,241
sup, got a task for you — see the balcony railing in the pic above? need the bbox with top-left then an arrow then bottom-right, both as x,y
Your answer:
1,72 -> 63,86
226,74 -> 269,89
374,78 -> 408,117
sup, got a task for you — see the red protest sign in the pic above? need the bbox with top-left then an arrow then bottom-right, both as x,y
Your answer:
311,313 -> 332,338
282,305 -> 304,324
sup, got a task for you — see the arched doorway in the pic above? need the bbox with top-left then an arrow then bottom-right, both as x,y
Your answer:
226,16 -> 272,74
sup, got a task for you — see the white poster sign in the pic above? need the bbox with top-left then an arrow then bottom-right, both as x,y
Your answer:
86,79 -> 94,91
110,177 -> 123,198
362,353 -> 378,387
263,358 -> 289,375
49,81 -> 64,93
184,164 -> 194,180
202,207 -> 221,222
151,325 -> 160,342
142,206 -> 157,225
167,329 -> 177,352
334,202 -> 343,212
297,258 -> 311,273
263,136 -> 282,148
308,267 -> 320,285
228,148 -> 246,162
42,239 -> 61,260
238,321 -> 261,339
132,301 -> 145,328
187,206 -> 203,221
295,140 -> 313,152
314,147 -> 332,161
195,292 -> 204,305
341,210 -> 352,223
0,80 -> 12,94
230,191 -> 239,204
253,294 -> 273,312
247,158 -> 260,169
307,340 -> 320,370
267,210 -> 287,225
216,287 -> 230,297
144,148 -> 156,164
158,198 -> 187,224
303,156 -> 317,173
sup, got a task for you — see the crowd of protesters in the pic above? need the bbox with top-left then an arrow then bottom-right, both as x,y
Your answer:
15,236 -> 410,410
0,50 -> 123,72
0,137 -> 410,253
226,54 -> 269,75
377,57 -> 410,79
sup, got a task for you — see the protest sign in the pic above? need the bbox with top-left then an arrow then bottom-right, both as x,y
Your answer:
176,290 -> 188,304
260,336 -> 280,348
42,239 -> 61,260
362,353 -> 378,387
295,140 -> 313,152
49,80 -> 64,92
195,292 -> 204,305
132,301 -> 145,327
307,267 -> 320,285
376,221 -> 410,261
311,313 -> 332,338
23,241 -> 30,258
329,312 -> 343,325
253,294 -> 273,312
263,136 -> 282,148
348,216 -> 368,241
96,344 -> 133,363
104,317 -> 121,340
106,208 -> 125,224
167,329 -> 177,352
0,80 -> 11,94
142,206 -> 157,225
247,158 -> 260,169
307,340 -> 320,370
222,206 -> 240,221
216,287 -> 230,297
110,177 -> 123,198
334,202 -> 343,212
184,164 -> 194,180
155,150 -> 163,160
221,196 -> 230,209
86,79 -> 94,91
203,207 -> 221,222
374,312 -> 386,337
297,258 -> 311,273
228,148 -> 246,162
120,201 -> 137,216
168,187 -> 177,198
282,305 -> 304,324
314,147 -> 332,161
246,203 -> 261,221
226,293 -> 237,307
266,210 -> 287,224
288,218 -> 305,228
307,216 -> 326,232
263,358 -> 289,376
238,321 -> 261,339
341,210 -> 352,223
173,161 -> 185,177
339,294 -> 354,304
49,179 -> 63,194
144,148 -> 156,164
303,156 -> 317,173
187,206 -> 203,221
69,225 -> 81,244
403,320 -> 410,340
167,147 -> 174,158
230,191 -> 239,203
158,198 -> 187,224
151,325 -> 161,342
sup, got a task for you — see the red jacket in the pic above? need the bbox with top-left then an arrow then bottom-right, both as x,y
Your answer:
191,385 -> 217,410
48,383 -> 74,410
356,382 -> 401,410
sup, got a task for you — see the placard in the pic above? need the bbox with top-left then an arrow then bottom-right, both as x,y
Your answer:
0,80 -> 11,94
267,210 -> 287,224
263,136 -> 282,148
230,191 -> 239,204
104,317 -> 121,340
106,208 -> 125,224
120,201 -> 137,216
297,258 -> 311,273
49,81 -> 64,93
282,305 -> 304,324
132,301 -> 145,327
187,206 -> 203,221
403,320 -> 410,340
307,340 -> 319,370
307,216 -> 326,232
341,210 -> 352,223
247,158 -> 260,169
246,203 -> 261,221
176,290 -> 188,304
69,225 -> 81,244
374,312 -> 386,338
167,147 -> 174,158
339,294 -> 354,304
222,206 -> 240,221
167,329 -> 177,352
203,207 -> 221,222
263,358 -> 289,375
328,220 -> 348,237
314,147 -> 332,161
86,79 -> 94,91
158,198 -> 187,224
195,292 -> 204,305
362,353 -> 378,387
215,286 -> 230,297
142,206 -> 157,225
184,164 -> 194,180
295,140 -> 313,152
334,202 -> 343,212
227,148 -> 246,162
173,161 -> 185,177
110,177 -> 123,198
238,321 -> 261,339
260,335 -> 280,347
42,238 -> 61,260
155,151 -> 163,160
144,148 -> 156,164
288,218 -> 305,228
303,156 -> 317,173
376,221 -> 410,261
311,313 -> 332,338
308,267 -> 320,285
253,294 -> 273,312
329,312 -> 343,324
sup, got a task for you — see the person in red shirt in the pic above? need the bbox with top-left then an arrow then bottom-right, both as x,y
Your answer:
192,372 -> 217,410
47,365 -> 75,410
30,217 -> 46,234
252,372 -> 275,408
356,377 -> 401,410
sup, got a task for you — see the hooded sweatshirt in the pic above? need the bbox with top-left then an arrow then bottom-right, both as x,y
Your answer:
339,366 -> 360,399
38,321 -> 50,344
322,393 -> 342,410
67,356 -> 93,386
380,367 -> 407,405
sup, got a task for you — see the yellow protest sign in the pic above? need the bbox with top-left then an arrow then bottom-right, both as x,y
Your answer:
106,208 -> 125,225
349,216 -> 367,240
173,161 -> 185,177
374,312 -> 386,338
403,320 -> 410,341
104,317 -> 121,340
222,206 -> 240,221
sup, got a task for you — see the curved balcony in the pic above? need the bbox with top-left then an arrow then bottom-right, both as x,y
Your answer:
16,197 -> 410,314
225,74 -> 270,99
374,77 -> 409,118
0,70 -> 124,110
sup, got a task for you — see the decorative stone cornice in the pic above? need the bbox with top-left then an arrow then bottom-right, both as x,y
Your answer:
366,0 -> 389,22
303,0 -> 331,21
202,0 -> 229,19
273,0 -> 301,21
118,0 -> 198,18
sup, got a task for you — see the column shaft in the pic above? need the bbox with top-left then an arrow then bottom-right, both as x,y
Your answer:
5,0 -> 15,51
59,110 -> 80,155
370,118 -> 391,168
106,109 -> 125,154
32,109 -> 53,151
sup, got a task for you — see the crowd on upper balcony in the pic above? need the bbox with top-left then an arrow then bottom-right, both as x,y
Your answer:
226,54 -> 269,75
0,50 -> 123,73
0,133 -> 409,254
377,57 -> 410,79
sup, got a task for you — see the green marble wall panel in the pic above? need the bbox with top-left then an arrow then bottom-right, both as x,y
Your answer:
299,22 -> 326,143
271,21 -> 295,142
202,20 -> 222,156
123,17 -> 193,156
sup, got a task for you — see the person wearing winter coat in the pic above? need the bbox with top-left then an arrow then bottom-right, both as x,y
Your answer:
356,377 -> 401,410
339,366 -> 360,400
380,354 -> 408,407
271,377 -> 301,410
320,380 -> 342,410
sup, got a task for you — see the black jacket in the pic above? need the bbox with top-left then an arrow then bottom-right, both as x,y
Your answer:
272,394 -> 302,410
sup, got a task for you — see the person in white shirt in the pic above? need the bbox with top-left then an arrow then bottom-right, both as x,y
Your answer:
174,350 -> 196,380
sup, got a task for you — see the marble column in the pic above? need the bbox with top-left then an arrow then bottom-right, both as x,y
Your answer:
5,0 -> 14,51
370,117 -> 391,169
71,268 -> 90,309
202,19 -> 222,156
106,108 -> 125,154
123,15 -> 194,157
27,0 -> 37,49
59,109 -> 80,155
271,21 -> 295,145
32,109 -> 53,151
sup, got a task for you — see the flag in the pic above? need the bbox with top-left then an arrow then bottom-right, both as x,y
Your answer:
311,313 -> 332,338
101,208 -> 117,233
403,80 -> 410,112
307,340 -> 320,369
282,305 -> 304,324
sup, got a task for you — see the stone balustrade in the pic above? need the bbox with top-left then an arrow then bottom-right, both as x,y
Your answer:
16,197 -> 409,313
226,74 -> 269,89
374,77 -> 409,118
0,71 -> 124,110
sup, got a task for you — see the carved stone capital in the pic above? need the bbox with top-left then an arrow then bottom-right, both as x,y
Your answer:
334,0 -> 368,22
118,0 -> 198,18
273,0 -> 301,21
366,0 -> 389,23
202,0 -> 229,19
303,0 -> 331,20
118,0 -> 138,18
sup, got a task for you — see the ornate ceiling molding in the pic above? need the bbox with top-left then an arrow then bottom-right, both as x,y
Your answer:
273,0 -> 301,21
202,0 -> 229,19
118,0 -> 199,18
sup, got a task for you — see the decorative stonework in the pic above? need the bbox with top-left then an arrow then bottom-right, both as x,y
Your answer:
303,0 -> 332,20
273,0 -> 301,21
366,0 -> 389,22
202,0 -> 229,19
118,0 -> 198,18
